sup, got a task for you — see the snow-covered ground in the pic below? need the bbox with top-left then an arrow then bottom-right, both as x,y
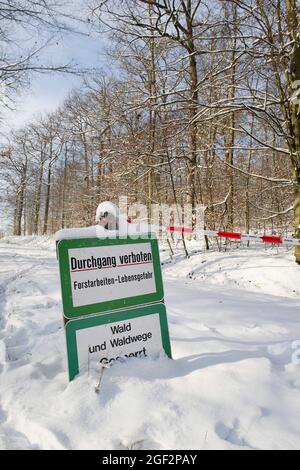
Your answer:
0,236 -> 300,450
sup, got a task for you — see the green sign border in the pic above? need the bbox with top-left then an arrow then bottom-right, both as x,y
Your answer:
65,303 -> 172,381
58,236 -> 164,319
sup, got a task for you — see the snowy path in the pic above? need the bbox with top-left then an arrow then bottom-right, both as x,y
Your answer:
0,238 -> 300,450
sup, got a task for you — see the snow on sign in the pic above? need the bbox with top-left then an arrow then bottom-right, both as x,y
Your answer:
65,303 -> 172,381
58,236 -> 164,319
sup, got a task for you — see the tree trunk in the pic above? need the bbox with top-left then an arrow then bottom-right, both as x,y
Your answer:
33,153 -> 44,234
61,146 -> 68,229
81,132 -> 92,225
225,2 -> 237,232
245,116 -> 255,236
225,120 -> 235,232
147,6 -> 157,223
97,139 -> 104,200
294,169 -> 300,264
13,160 -> 27,236
178,1 -> 199,221
187,48 -> 198,217
43,161 -> 52,235
14,190 -> 23,236
285,0 -> 300,263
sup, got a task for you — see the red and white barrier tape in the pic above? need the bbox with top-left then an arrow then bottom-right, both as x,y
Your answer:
166,227 -> 300,247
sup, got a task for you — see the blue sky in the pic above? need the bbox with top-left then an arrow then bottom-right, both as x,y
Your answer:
2,20 -> 107,132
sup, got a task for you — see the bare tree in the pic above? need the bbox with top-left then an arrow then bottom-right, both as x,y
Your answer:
0,0 -> 78,117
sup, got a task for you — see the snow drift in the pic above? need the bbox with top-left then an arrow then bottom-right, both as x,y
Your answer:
0,236 -> 300,450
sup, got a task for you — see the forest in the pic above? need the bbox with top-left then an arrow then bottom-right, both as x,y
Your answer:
0,1 -> 300,262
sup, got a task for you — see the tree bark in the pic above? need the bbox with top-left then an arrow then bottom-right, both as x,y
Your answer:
13,158 -> 27,236
33,150 -> 44,234
146,5 -> 157,223
186,1 -> 199,224
225,2 -> 237,232
294,169 -> 300,264
61,145 -> 68,229
285,0 -> 300,263
43,158 -> 52,235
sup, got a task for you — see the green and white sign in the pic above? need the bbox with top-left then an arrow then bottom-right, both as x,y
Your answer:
58,236 -> 164,319
65,303 -> 171,381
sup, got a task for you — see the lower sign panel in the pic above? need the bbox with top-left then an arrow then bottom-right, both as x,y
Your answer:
65,303 -> 172,381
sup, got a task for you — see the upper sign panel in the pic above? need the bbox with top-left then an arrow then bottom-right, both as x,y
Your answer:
58,236 -> 164,319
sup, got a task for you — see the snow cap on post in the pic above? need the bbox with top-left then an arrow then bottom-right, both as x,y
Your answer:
95,201 -> 120,222
95,201 -> 120,231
